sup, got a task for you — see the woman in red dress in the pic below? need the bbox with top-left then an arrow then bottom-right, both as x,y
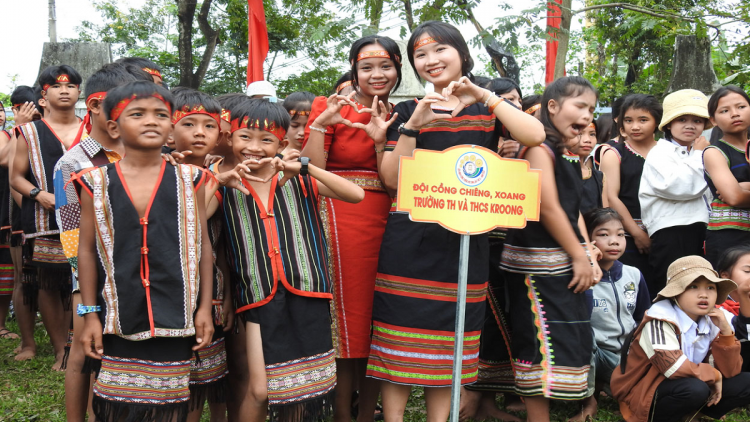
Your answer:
301,35 -> 401,422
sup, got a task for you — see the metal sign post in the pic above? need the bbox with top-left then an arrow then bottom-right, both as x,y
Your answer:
449,234 -> 470,422
396,145 -> 541,422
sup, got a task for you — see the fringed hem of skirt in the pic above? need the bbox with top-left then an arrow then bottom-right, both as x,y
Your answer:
81,356 -> 102,376
92,395 -> 189,422
188,376 -> 227,409
22,266 -> 71,310
268,389 -> 335,422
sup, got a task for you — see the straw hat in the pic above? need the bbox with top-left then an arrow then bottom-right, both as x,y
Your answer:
654,256 -> 736,304
658,89 -> 712,131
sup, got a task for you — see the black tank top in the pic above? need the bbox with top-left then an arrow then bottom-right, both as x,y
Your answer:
603,140 -> 645,220
580,166 -> 604,214
506,141 -> 584,248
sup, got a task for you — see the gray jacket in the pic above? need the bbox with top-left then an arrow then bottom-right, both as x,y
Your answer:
591,260 -> 651,353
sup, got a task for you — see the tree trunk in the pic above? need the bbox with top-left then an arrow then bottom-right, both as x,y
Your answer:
402,0 -> 415,30
176,0 -> 197,87
194,0 -> 219,89
553,0 -> 572,80
665,35 -> 721,95
366,0 -> 384,34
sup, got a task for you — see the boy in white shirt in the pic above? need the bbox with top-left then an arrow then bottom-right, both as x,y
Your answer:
639,89 -> 712,296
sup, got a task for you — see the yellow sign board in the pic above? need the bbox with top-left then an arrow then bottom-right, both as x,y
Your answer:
397,145 -> 541,234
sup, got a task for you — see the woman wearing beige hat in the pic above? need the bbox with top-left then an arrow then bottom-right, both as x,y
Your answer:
639,89 -> 712,297
611,256 -> 750,422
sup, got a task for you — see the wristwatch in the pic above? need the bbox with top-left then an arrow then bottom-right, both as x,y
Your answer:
298,157 -> 310,176
398,123 -> 420,138
29,188 -> 41,200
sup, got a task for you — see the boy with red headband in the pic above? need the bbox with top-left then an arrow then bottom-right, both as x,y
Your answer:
169,87 -> 234,422
76,80 -> 214,421
10,64 -> 85,371
221,98 -> 364,421
54,63 -> 152,421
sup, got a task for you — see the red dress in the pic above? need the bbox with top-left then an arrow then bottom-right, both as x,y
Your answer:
303,96 -> 392,359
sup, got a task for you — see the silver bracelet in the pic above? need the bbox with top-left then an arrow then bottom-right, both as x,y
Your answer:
309,125 -> 327,134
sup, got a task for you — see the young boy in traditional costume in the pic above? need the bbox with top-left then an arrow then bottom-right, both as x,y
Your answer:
170,87 -> 233,422
55,63 -> 152,421
221,98 -> 364,421
77,81 -> 214,422
10,65 -> 87,370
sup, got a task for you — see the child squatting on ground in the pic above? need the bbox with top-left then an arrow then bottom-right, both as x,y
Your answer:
611,256 -> 750,422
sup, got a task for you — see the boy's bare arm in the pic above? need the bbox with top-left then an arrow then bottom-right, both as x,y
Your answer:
194,183 -> 215,350
78,190 -> 104,359
308,164 -> 364,203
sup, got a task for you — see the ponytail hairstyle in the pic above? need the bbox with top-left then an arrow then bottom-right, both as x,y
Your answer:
348,35 -> 403,93
715,244 -> 750,278
583,207 -> 623,239
407,21 -> 474,82
540,76 -> 598,152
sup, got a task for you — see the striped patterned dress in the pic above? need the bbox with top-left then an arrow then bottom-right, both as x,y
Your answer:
703,139 -> 750,266
221,174 -> 336,417
500,141 -> 591,400
366,100 -> 500,387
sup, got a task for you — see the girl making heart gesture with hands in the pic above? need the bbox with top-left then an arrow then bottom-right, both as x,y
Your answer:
367,20 -> 544,422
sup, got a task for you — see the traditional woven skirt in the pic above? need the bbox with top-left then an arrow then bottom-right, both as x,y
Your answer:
0,244 -> 13,296
92,335 -> 194,422
242,283 -> 336,421
465,242 -> 515,392
367,212 -> 488,387
189,333 -> 228,408
21,236 -> 71,308
320,171 -> 390,358
505,271 -> 591,400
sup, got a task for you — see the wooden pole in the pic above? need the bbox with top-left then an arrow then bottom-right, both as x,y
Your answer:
48,0 -> 57,43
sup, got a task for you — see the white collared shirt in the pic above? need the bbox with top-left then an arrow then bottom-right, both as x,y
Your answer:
674,305 -> 713,364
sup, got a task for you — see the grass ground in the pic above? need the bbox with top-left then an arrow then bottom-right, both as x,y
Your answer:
2,317 -> 750,421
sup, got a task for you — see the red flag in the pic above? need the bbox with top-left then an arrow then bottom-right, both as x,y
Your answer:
545,0 -> 562,85
247,0 -> 269,85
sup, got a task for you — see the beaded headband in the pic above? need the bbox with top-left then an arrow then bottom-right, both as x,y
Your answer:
143,67 -> 162,78
289,110 -> 310,118
230,116 -> 287,141
42,74 -> 78,92
172,104 -> 221,125
220,109 -> 231,123
336,80 -> 352,94
413,37 -> 437,50
587,122 -> 596,129
109,93 -> 170,121
524,103 -> 541,115
354,50 -> 400,65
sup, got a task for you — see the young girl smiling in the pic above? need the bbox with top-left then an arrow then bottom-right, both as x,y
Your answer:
302,35 -> 401,422
368,21 -> 544,422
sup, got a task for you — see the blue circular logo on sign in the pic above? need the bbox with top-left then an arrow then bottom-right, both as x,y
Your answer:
455,152 -> 487,186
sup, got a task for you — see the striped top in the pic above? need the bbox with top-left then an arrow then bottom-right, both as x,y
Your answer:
221,174 -> 332,314
704,140 -> 750,231
385,99 -> 499,153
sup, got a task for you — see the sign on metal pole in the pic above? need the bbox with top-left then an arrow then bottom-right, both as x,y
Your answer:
397,145 -> 541,422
